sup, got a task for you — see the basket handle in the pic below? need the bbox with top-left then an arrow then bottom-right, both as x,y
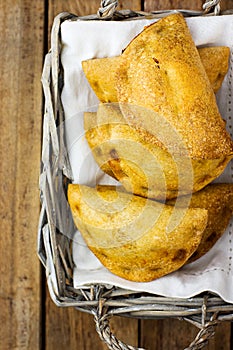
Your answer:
93,302 -> 218,350
93,300 -> 145,350
97,0 -> 221,19
203,0 -> 221,15
97,0 -> 118,19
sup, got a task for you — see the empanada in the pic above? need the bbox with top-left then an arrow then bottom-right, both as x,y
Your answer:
84,103 -> 232,199
84,14 -> 233,199
82,46 -> 230,102
68,184 -> 208,282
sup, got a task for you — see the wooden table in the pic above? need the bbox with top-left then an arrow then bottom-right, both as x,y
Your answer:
1,1 -> 233,349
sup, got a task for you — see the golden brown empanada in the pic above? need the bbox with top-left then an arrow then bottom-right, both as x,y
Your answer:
68,184 -> 207,282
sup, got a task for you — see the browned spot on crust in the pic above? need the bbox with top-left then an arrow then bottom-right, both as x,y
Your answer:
152,57 -> 160,69
110,148 -> 119,159
172,249 -> 187,262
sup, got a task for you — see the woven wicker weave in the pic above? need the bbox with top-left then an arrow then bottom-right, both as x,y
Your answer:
38,3 -> 233,349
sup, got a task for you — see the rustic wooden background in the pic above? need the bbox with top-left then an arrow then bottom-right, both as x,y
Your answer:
1,0 -> 233,349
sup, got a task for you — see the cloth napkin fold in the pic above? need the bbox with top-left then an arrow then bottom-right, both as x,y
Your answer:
60,14 -> 233,303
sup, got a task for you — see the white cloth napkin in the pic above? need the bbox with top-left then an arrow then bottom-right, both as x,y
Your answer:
60,14 -> 233,303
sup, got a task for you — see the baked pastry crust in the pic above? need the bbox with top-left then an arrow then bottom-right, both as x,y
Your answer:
68,184 -> 207,282
82,46 -> 230,102
168,183 -> 233,263
84,103 -> 232,199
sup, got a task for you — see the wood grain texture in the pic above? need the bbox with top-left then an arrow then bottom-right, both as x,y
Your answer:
48,0 -> 141,47
46,287 -> 139,349
48,0 -> 141,18
207,322 -> 232,350
144,0 -> 233,12
0,1 -> 44,349
109,316 -> 138,348
144,0 -> 203,11
45,287 -> 107,349
221,1 -> 233,11
140,319 -> 197,349
139,318 -> 231,350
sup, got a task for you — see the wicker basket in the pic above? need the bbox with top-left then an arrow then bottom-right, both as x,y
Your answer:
38,2 -> 233,349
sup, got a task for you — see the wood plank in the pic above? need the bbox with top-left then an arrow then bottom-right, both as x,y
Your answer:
45,286 -> 106,349
45,1 -> 140,349
221,0 -> 233,11
109,316 -> 138,348
144,0 -> 203,11
207,322 -> 232,350
140,318 -> 231,350
46,287 -> 139,350
140,319 -> 197,349
48,0 -> 141,19
47,0 -> 141,46
0,1 -> 44,349
144,0 -> 233,12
